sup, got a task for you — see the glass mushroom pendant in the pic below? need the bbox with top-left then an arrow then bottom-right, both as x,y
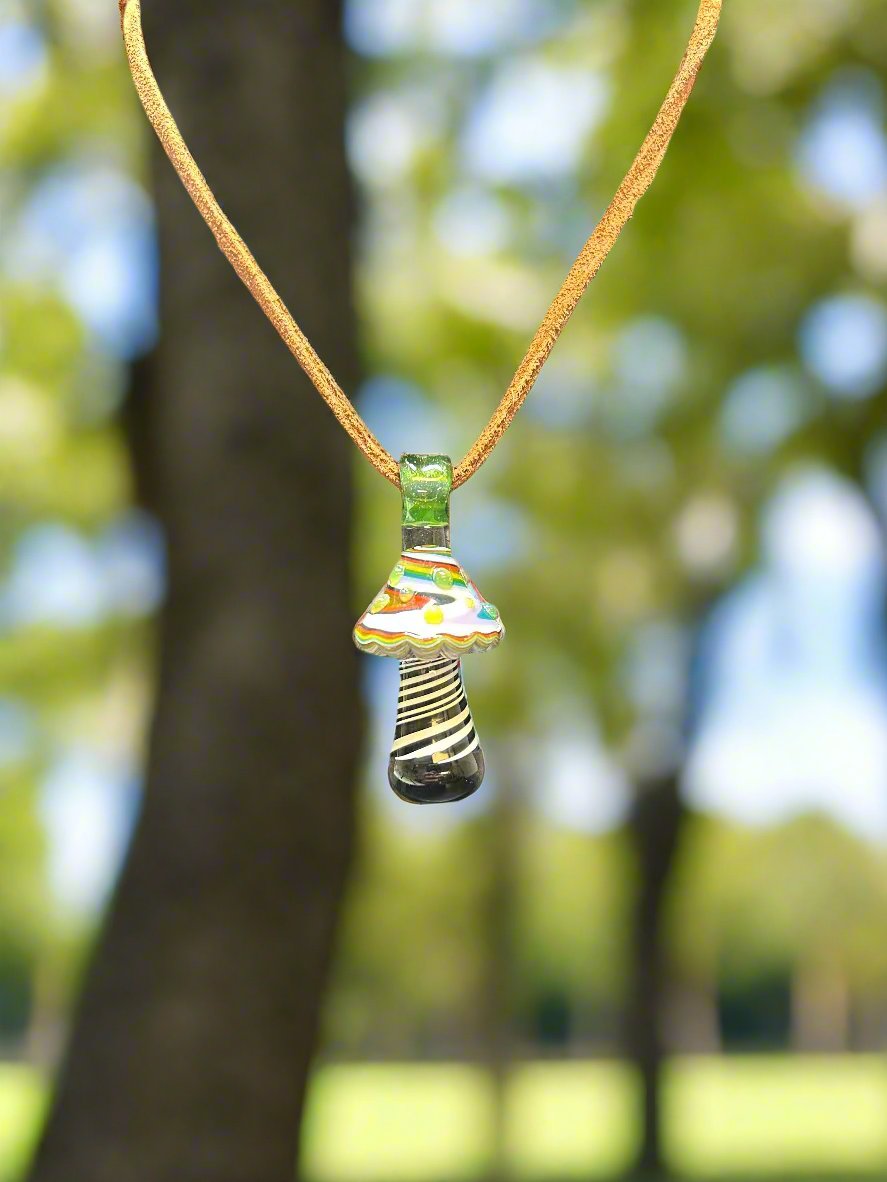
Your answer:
354,455 -> 504,804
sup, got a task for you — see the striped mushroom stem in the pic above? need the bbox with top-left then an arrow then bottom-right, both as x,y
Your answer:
388,657 -> 484,805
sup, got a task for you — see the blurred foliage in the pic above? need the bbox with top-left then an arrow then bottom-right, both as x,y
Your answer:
343,0 -> 887,1054
671,815 -> 887,991
353,0 -> 887,741
328,812 -> 633,1057
2,0 -> 887,1073
0,0 -> 148,1046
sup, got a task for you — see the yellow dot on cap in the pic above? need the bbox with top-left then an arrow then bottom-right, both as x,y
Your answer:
389,564 -> 404,586
370,593 -> 389,613
433,566 -> 454,589
423,604 -> 444,625
398,587 -> 414,603
464,596 -> 476,610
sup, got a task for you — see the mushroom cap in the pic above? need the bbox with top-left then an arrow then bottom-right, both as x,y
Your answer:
353,548 -> 504,659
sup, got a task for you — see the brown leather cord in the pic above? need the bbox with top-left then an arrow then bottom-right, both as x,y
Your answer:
120,0 -> 721,490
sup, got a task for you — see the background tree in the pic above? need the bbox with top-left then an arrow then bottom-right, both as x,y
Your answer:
27,1 -> 361,1179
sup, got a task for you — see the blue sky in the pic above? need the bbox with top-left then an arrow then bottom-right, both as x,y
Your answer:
686,469 -> 887,842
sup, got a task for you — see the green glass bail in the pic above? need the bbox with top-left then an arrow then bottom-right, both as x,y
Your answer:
399,454 -> 453,528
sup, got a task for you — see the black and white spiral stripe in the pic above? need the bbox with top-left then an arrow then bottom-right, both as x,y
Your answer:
390,656 -> 479,765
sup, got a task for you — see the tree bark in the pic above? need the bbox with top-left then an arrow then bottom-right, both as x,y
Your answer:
479,747 -> 521,1182
29,2 -> 361,1180
624,771 -> 685,1180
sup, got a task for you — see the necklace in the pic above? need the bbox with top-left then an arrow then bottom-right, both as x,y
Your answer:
119,0 -> 721,803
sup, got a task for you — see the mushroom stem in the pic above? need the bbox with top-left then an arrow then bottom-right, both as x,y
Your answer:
388,656 -> 485,804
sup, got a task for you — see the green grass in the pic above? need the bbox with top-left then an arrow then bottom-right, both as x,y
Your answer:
664,1057 -> 887,1177
3,1057 -> 887,1180
0,1065 -> 44,1182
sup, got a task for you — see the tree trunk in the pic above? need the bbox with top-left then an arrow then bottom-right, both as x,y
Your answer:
479,747 -> 521,1182
29,2 -> 361,1180
624,771 -> 685,1180
791,955 -> 849,1054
